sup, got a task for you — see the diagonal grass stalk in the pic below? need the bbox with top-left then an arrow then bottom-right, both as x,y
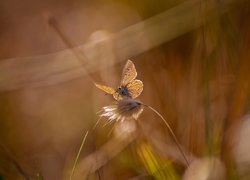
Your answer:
69,130 -> 89,180
143,104 -> 190,167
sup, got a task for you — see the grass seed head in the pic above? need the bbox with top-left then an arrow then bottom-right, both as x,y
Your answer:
100,98 -> 144,122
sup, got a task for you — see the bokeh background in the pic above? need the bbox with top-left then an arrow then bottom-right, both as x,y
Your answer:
0,0 -> 250,179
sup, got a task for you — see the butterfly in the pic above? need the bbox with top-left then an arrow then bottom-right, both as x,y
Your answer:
94,60 -> 143,101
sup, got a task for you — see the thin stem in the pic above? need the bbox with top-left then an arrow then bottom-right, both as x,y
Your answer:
93,116 -> 103,130
69,130 -> 89,180
0,144 -> 31,180
143,104 -> 190,167
107,124 -> 116,138
47,16 -> 95,82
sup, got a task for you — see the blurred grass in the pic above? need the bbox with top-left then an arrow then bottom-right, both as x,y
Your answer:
0,0 -> 250,179
137,142 -> 179,180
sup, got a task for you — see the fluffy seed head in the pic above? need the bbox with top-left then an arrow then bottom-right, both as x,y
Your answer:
100,98 -> 144,122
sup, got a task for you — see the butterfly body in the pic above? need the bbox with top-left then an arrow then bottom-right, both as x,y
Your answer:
117,86 -> 130,97
95,60 -> 143,101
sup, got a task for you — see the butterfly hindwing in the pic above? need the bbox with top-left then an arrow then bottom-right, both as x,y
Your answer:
126,79 -> 143,99
113,92 -> 122,101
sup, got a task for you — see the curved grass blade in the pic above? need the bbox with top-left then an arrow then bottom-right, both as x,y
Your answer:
69,130 -> 89,180
143,104 -> 190,167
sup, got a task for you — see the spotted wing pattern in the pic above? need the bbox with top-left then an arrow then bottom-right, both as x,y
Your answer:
94,60 -> 143,100
113,92 -> 122,101
121,60 -> 137,86
126,79 -> 143,99
94,82 -> 116,94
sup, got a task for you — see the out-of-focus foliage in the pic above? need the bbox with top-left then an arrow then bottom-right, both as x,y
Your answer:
0,0 -> 250,179
137,142 -> 179,180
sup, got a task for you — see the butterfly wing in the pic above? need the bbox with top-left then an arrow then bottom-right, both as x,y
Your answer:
94,82 -> 116,94
121,60 -> 137,86
126,79 -> 143,99
113,92 -> 122,101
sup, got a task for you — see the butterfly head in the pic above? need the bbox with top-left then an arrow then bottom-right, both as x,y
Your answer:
117,86 -> 130,97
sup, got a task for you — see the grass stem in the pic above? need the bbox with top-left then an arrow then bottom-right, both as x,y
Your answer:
69,130 -> 89,180
143,104 -> 190,167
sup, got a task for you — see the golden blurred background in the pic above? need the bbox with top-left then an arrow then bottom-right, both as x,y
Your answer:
0,0 -> 250,179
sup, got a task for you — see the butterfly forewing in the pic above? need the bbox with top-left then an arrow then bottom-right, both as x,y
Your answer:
126,79 -> 143,99
121,60 -> 137,86
94,82 -> 116,94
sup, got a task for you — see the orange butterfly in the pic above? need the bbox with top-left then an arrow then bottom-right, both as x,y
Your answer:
95,60 -> 143,100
